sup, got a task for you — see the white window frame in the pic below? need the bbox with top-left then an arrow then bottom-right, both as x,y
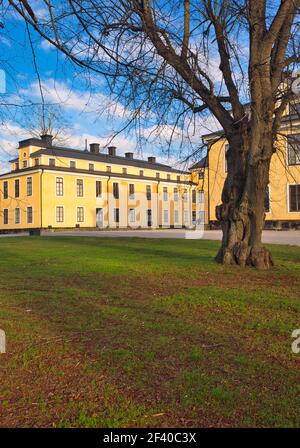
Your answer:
287,183 -> 300,213
163,209 -> 169,224
27,206 -> 33,224
26,176 -> 33,197
15,208 -> 20,224
76,179 -> 84,197
3,208 -> 8,225
56,177 -> 64,197
55,206 -> 64,223
129,208 -> 136,223
77,206 -> 85,223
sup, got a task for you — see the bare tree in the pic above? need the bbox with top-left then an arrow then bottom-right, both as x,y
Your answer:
9,0 -> 300,268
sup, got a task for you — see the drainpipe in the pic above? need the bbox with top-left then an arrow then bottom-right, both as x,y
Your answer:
40,168 -> 43,229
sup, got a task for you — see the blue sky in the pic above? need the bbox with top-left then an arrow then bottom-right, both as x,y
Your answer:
0,3 -> 220,173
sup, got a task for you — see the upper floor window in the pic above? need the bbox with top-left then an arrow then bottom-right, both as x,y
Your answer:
287,134 -> 300,165
106,166 -> 111,172
3,209 -> 8,225
15,162 -> 19,171
289,185 -> 300,212
70,161 -> 76,169
22,160 -> 27,169
77,179 -> 84,197
146,185 -> 151,200
163,187 -> 168,201
156,172 -> 160,179
27,177 -> 32,196
96,180 -> 102,198
49,158 -> 55,167
192,190 -> 196,203
167,174 -> 171,180
177,175 -> 180,182
224,144 -> 230,172
183,189 -> 188,202
27,206 -> 33,224
56,177 -> 64,196
3,181 -> 8,199
129,183 -> 135,199
139,170 -> 144,176
113,182 -> 119,199
34,158 -> 39,166
15,179 -> 20,198
89,163 -> 94,171
174,188 -> 179,201
122,167 -> 127,175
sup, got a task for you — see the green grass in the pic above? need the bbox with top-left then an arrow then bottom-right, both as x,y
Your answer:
0,236 -> 299,428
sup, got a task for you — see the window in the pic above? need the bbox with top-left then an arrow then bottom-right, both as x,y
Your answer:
287,134 -> 300,165
56,177 -> 64,196
167,174 -> 171,180
22,160 -> 27,169
15,208 -> 20,224
129,183 -> 135,199
27,206 -> 33,224
49,158 -> 55,167
177,175 -> 180,182
77,207 -> 84,223
15,162 -> 19,170
174,210 -> 179,224
129,208 -> 135,223
183,189 -> 188,202
192,211 -> 197,224
264,186 -> 270,213
198,211 -> 205,224
96,180 -> 102,198
198,191 -> 205,203
27,177 -> 32,196
289,185 -> 300,212
114,208 -> 119,223
113,182 -> 119,199
122,167 -> 127,175
156,172 -> 160,179
77,179 -> 84,197
174,188 -> 179,201
34,158 -> 39,166
70,161 -> 76,169
146,185 -> 151,200
3,181 -> 8,199
163,210 -> 168,224
56,206 -> 64,223
192,190 -> 196,203
89,163 -> 94,171
106,166 -> 111,172
224,144 -> 230,172
163,187 -> 168,201
184,209 -> 188,224
3,209 -> 8,225
139,170 -> 144,176
15,179 -> 20,198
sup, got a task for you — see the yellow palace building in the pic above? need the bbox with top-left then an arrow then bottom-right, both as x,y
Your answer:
191,102 -> 300,229
0,135 -> 206,231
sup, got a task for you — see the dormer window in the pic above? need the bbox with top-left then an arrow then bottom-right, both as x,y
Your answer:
15,162 -> 19,171
22,160 -> 27,168
34,158 -> 39,166
70,161 -> 76,169
49,158 -> 55,167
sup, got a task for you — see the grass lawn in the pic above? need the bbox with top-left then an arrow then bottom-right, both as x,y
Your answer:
0,236 -> 299,428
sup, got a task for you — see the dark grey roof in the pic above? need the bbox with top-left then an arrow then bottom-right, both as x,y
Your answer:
190,156 -> 208,170
29,145 -> 190,175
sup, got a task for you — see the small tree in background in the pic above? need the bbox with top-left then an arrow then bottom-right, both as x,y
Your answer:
9,0 -> 300,268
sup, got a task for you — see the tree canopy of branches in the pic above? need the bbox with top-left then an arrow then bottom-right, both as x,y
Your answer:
9,0 -> 300,269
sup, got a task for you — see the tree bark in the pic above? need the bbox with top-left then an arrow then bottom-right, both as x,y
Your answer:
215,127 -> 274,269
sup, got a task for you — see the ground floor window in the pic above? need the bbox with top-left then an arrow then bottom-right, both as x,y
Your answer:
163,209 -> 168,224
184,209 -> 188,224
27,207 -> 33,224
174,209 -> 179,224
192,210 -> 196,224
15,208 -> 20,224
289,185 -> 300,212
129,208 -> 135,223
264,186 -> 270,213
56,206 -> 64,223
114,208 -> 119,223
77,207 -> 84,223
3,209 -> 8,225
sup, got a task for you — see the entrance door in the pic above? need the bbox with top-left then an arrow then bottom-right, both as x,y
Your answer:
96,208 -> 103,228
147,209 -> 152,227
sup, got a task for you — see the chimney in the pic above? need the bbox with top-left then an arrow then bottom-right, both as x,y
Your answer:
108,146 -> 117,156
125,152 -> 133,159
90,143 -> 100,154
40,134 -> 53,147
148,156 -> 156,164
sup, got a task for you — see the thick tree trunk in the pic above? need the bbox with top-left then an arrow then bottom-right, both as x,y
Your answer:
215,129 -> 274,269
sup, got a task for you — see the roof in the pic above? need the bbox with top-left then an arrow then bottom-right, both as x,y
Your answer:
27,145 -> 190,175
189,156 -> 208,170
